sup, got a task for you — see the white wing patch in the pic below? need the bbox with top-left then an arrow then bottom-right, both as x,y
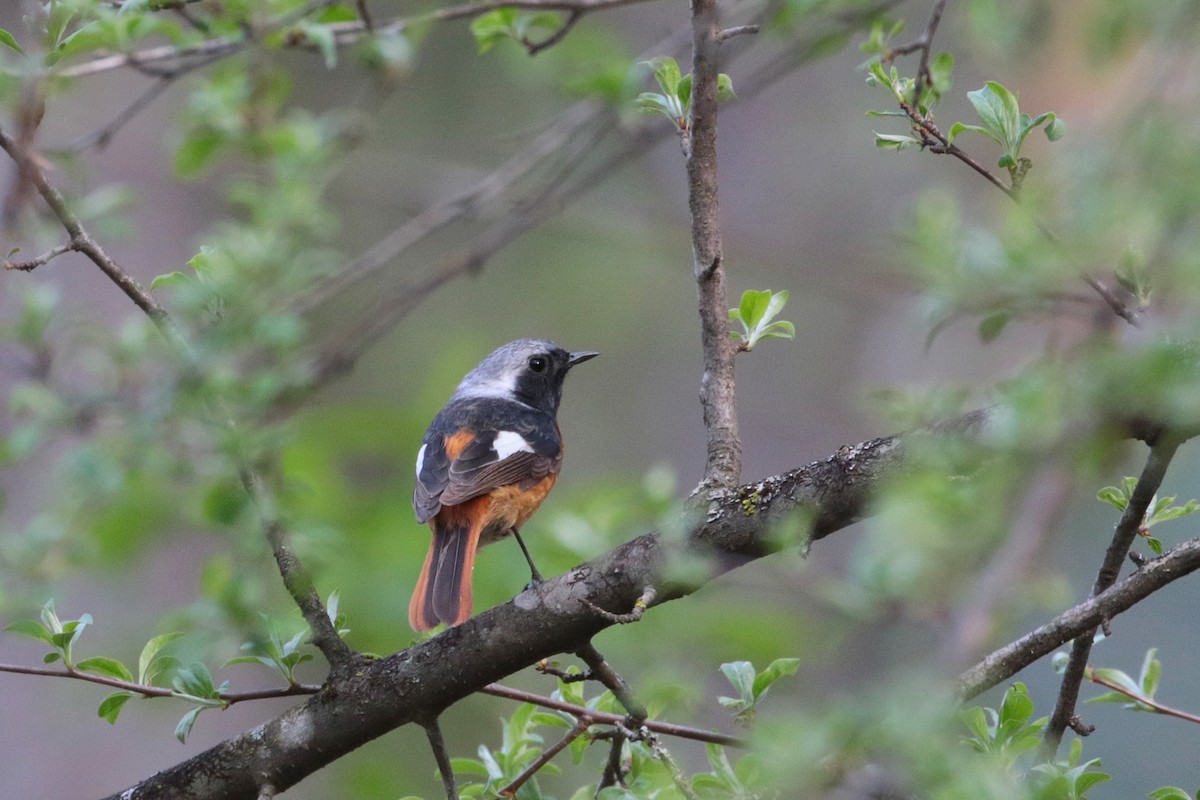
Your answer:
493,430 -> 534,460
415,443 -> 427,477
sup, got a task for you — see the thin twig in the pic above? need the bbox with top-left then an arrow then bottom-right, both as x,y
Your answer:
0,123 -> 174,329
422,718 -> 460,800
576,641 -> 648,722
0,661 -> 320,703
597,729 -> 628,790
1041,437 -> 1182,754
2,241 -> 74,271
525,9 -> 583,54
480,683 -> 746,748
240,467 -> 355,668
498,717 -> 591,797
1085,668 -> 1200,725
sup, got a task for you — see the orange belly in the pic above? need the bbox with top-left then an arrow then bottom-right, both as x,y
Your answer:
479,473 -> 558,544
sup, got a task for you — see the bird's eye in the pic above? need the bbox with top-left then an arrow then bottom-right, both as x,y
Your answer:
528,355 -> 548,373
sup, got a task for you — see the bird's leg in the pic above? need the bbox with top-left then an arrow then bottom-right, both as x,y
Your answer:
510,528 -> 544,587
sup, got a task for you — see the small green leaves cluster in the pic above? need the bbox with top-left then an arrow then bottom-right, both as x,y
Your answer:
636,56 -> 735,132
947,82 -> 1066,171
5,600 -> 92,669
961,683 -> 1110,799
960,682 -> 1045,761
1097,477 -> 1199,555
3,599 -> 332,743
1029,738 -> 1110,800
226,616 -> 314,686
717,658 -> 800,727
470,8 -> 563,53
728,290 -> 795,351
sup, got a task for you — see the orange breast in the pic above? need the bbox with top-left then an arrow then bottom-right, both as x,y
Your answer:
480,473 -> 559,544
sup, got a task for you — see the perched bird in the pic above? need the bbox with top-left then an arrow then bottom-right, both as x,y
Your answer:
409,339 -> 598,631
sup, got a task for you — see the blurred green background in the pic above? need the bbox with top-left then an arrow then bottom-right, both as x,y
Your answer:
2,0 -> 1200,797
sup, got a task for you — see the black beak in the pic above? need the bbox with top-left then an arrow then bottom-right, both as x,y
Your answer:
568,350 -> 599,367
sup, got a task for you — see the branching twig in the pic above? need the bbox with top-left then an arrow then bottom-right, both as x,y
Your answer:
576,641 -> 648,722
958,531 -> 1200,700
1041,436 -> 1182,754
883,2 -> 1139,327
480,683 -> 746,748
1,241 -> 73,271
0,661 -> 320,703
240,467 -> 355,668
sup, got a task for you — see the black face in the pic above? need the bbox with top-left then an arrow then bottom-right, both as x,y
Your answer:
514,346 -> 576,414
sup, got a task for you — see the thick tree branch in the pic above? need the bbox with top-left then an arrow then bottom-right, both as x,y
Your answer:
1042,436 -> 1181,752
101,414 -> 990,799
957,532 -> 1200,699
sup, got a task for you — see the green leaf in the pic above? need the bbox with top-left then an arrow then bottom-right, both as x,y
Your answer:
967,81 -> 1021,150
720,661 -> 756,705
77,656 -> 134,682
1091,667 -> 1140,695
874,132 -> 923,151
999,682 -> 1034,727
1146,537 -> 1164,556
43,652 -> 62,664
149,271 -> 190,290
946,121 -> 992,146
98,691 -> 135,724
1096,485 -> 1128,511
174,130 -> 225,177
643,55 -> 682,97
1139,648 -> 1161,697
0,28 -> 23,54
751,657 -> 800,700
978,312 -> 1010,343
469,8 -> 517,53
717,73 -> 736,102
4,619 -> 53,644
175,706 -> 203,744
1147,788 -> 1193,800
298,22 -> 338,69
1045,116 -> 1067,141
139,632 -> 184,684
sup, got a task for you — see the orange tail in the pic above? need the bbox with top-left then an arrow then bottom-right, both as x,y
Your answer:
409,499 -> 487,631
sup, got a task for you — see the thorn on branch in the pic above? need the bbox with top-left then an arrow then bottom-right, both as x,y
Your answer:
1067,715 -> 1095,737
717,24 -> 759,42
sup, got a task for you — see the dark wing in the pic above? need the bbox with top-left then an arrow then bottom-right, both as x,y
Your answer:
413,404 -> 562,523
438,432 -> 560,507
413,436 -> 452,524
